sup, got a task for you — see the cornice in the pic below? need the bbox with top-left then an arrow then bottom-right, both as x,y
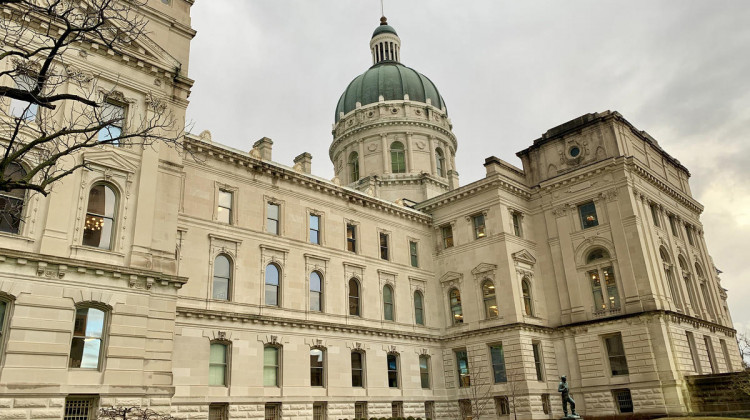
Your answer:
416,174 -> 531,212
0,247 -> 187,290
183,136 -> 433,226
629,159 -> 703,214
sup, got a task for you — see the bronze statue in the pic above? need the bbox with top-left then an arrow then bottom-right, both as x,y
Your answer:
558,375 -> 579,417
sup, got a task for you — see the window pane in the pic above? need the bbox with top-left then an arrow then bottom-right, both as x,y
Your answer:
419,356 -> 430,389
414,292 -> 424,325
491,345 -> 507,383
263,347 -> 278,386
603,267 -> 620,309
0,196 -> 23,234
310,272 -> 322,292
209,365 -> 226,385
450,289 -> 463,324
85,308 -> 105,338
213,277 -> 229,300
310,349 -> 324,387
210,343 -> 227,363
214,255 -> 231,278
0,301 -> 5,331
590,270 -> 605,310
456,350 -> 470,387
265,285 -> 278,306
218,190 -> 232,208
579,202 -> 599,228
533,343 -> 544,380
266,219 -> 278,234
265,265 -> 279,286
79,338 -> 102,369
310,214 -> 319,230
217,207 -> 230,224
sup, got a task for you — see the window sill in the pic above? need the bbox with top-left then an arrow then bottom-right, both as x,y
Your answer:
0,231 -> 35,244
70,245 -> 126,265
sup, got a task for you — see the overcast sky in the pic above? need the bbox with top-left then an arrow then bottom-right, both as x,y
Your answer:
185,1 -> 750,334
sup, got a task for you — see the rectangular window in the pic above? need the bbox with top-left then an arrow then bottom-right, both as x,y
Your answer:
720,339 -> 733,371
532,342 -> 544,381
64,397 -> 97,420
391,401 -> 403,418
495,396 -> 510,415
310,349 -> 325,387
209,404 -> 228,420
379,232 -> 389,260
425,401 -> 435,420
98,100 -> 125,144
604,333 -> 629,376
669,215 -> 679,237
541,394 -> 551,414
264,404 -> 281,420
579,202 -> 599,229
355,402 -> 368,419
346,224 -> 357,252
263,346 -> 279,387
459,399 -> 472,420
217,190 -> 232,224
650,203 -> 660,227
455,349 -> 470,387
686,331 -> 701,373
419,355 -> 430,389
312,403 -> 327,420
266,203 -> 280,234
209,342 -> 228,386
512,212 -> 522,237
613,389 -> 634,413
704,336 -> 718,374
9,74 -> 39,121
490,345 -> 507,383
387,354 -> 399,388
473,214 -> 486,238
409,241 -> 419,267
442,225 -> 454,248
70,307 -> 106,369
351,351 -> 364,387
686,224 -> 695,246
309,214 -> 321,244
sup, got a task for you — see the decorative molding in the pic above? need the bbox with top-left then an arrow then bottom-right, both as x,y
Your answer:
439,271 -> 463,289
512,249 -> 537,266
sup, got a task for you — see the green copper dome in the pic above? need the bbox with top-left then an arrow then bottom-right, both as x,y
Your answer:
335,62 -> 446,122
372,24 -> 397,38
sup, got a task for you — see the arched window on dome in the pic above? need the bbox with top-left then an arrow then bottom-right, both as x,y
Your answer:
83,183 -> 117,250
390,141 -> 406,173
660,247 -> 682,311
482,280 -> 499,319
0,163 -> 27,234
348,152 -> 360,182
435,148 -> 445,177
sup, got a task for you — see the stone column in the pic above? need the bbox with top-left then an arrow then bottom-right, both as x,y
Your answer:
428,136 -> 437,175
358,139 -> 366,178
406,132 -> 414,173
381,134 -> 390,174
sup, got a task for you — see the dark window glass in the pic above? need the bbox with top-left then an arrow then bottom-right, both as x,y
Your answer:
650,204 -> 660,227
310,271 -> 322,312
604,334 -> 629,376
522,280 -> 533,316
482,280 -> 499,319
449,288 -> 463,324
542,394 -> 551,414
355,402 -> 367,419
419,355 -> 430,389
490,345 -> 507,383
390,142 -> 406,173
512,212 -> 522,237
532,342 -> 544,381
264,404 -> 281,420
83,184 -> 117,249
349,152 -> 360,182
414,291 -> 424,325
265,264 -> 280,306
383,285 -> 394,321
669,215 -> 679,237
578,201 -> 599,229
409,241 -> 418,267
309,214 -> 320,244
425,402 -> 435,420
310,348 -> 325,387
348,279 -> 360,316
387,354 -> 399,388
442,225 -> 454,248
266,203 -> 280,234
351,351 -> 364,387
0,163 -> 26,234
613,389 -> 634,413
473,214 -> 486,238
379,232 -> 389,260
586,248 -> 610,264
64,397 -> 96,420
213,254 -> 231,300
456,350 -> 470,387
495,397 -> 509,415
69,307 -> 105,369
346,224 -> 357,252
209,404 -> 228,420
435,148 -> 445,177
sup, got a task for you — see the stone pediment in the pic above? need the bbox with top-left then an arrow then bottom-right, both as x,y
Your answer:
512,249 -> 536,266
439,271 -> 463,288
471,263 -> 497,276
83,150 -> 138,174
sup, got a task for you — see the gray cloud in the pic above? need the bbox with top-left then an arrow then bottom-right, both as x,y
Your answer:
186,0 -> 750,331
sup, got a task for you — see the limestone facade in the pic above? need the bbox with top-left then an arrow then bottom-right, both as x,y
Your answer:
0,2 -> 742,420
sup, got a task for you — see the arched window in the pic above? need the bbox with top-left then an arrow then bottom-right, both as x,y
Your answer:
349,152 -> 360,182
263,345 -> 280,386
351,351 -> 364,387
348,278 -> 360,316
212,254 -> 231,300
69,306 -> 107,369
660,248 -> 682,310
414,290 -> 425,325
522,279 -> 534,316
83,183 -> 117,249
679,257 -> 700,315
695,263 -> 716,320
209,342 -> 229,386
265,264 -> 280,306
0,163 -> 27,234
435,148 -> 445,177
310,271 -> 323,312
449,288 -> 463,325
390,141 -> 406,173
482,280 -> 499,319
310,348 -> 325,387
383,285 -> 394,321
585,248 -> 620,312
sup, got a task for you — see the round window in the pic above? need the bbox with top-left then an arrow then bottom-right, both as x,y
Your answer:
569,146 -> 580,157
